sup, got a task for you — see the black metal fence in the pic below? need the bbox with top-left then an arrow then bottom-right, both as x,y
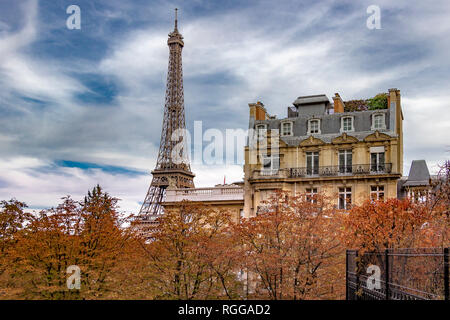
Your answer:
346,248 -> 449,300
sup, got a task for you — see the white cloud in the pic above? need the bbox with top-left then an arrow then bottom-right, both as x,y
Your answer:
0,0 -> 449,210
191,164 -> 244,187
0,0 -> 37,55
0,0 -> 84,104
0,156 -> 148,213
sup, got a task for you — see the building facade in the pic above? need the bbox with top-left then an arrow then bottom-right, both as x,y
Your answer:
243,88 -> 404,217
398,159 -> 434,202
163,183 -> 244,222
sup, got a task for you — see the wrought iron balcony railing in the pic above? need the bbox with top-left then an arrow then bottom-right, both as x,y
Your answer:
290,163 -> 392,178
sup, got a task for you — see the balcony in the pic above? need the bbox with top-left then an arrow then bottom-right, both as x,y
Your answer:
290,163 -> 392,178
251,163 -> 393,180
252,169 -> 289,179
165,185 -> 244,202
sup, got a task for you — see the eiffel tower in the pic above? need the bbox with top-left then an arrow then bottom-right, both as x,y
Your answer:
135,9 -> 194,234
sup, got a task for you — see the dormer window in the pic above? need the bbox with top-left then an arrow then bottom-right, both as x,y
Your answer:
340,116 -> 354,133
256,124 -> 267,140
281,121 -> 293,136
371,114 -> 386,130
308,119 -> 321,134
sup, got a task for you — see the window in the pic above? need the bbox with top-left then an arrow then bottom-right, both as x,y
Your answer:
261,154 -> 279,175
281,122 -> 293,136
371,114 -> 386,130
339,150 -> 352,174
370,150 -> 385,172
306,188 -> 318,203
408,189 -> 428,203
341,117 -> 354,132
370,185 -> 384,201
338,187 -> 352,210
256,124 -> 267,140
306,152 -> 319,175
308,119 -> 320,134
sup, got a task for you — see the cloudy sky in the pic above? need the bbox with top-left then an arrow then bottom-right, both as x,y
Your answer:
0,0 -> 449,213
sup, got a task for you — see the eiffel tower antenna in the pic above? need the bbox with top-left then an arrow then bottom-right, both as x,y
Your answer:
174,8 -> 178,31
135,9 -> 194,234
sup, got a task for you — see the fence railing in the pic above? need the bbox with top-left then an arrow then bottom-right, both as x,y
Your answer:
252,163 -> 394,179
346,248 -> 449,300
165,186 -> 244,202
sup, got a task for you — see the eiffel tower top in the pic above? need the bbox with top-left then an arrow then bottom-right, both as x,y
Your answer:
168,8 -> 184,46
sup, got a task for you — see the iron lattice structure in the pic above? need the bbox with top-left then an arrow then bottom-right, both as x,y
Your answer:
136,10 -> 194,232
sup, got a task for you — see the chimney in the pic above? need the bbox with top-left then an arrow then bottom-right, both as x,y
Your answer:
387,88 -> 400,109
249,101 -> 268,121
387,88 -> 403,176
332,93 -> 344,113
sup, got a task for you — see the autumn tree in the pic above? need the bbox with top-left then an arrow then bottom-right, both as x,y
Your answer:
7,197 -> 84,299
0,199 -> 31,297
77,185 -> 135,297
233,191 -> 344,300
143,201 -> 242,299
1,186 -> 144,299
341,198 -> 432,253
341,192 -> 450,299
420,160 -> 450,248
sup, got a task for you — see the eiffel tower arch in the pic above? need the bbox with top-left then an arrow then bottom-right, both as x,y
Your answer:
135,9 -> 194,235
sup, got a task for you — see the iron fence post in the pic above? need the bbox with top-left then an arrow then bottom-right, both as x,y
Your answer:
355,250 -> 360,300
345,250 -> 348,300
444,247 -> 449,301
385,249 -> 390,300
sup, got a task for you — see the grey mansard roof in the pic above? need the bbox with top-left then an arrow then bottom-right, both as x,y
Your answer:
254,109 -> 392,142
249,93 -> 399,145
293,94 -> 330,106
279,130 -> 397,146
403,160 -> 431,187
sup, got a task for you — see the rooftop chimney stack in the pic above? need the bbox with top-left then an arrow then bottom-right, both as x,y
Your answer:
333,93 -> 345,113
249,101 -> 268,121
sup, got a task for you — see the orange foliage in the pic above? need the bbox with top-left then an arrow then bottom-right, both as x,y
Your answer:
233,191 -> 344,300
341,198 -> 432,253
1,167 -> 448,300
0,186 -> 143,299
143,202 -> 242,299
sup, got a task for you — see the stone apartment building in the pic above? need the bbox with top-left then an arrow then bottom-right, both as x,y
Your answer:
243,88 -> 404,217
162,88 -> 437,221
